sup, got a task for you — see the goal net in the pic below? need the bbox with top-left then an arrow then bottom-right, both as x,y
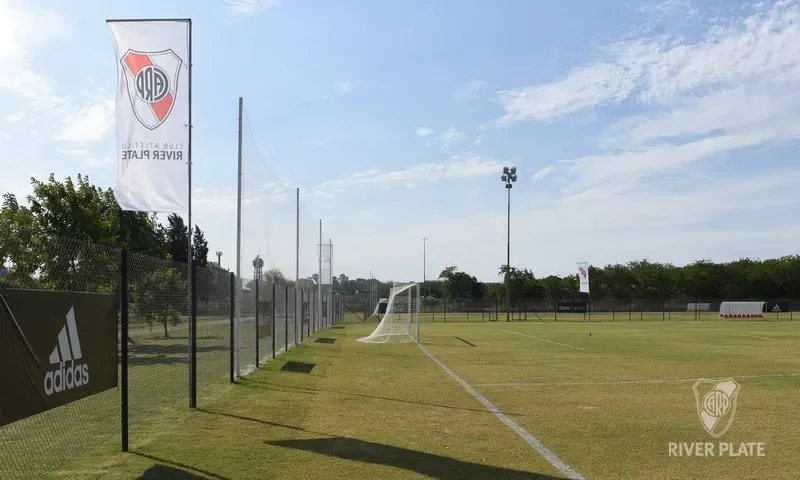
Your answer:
719,301 -> 765,319
358,283 -> 420,343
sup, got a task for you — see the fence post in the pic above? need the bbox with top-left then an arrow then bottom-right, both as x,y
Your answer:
285,283 -> 289,352
272,282 -> 276,359
300,289 -> 304,341
255,278 -> 260,367
189,261 -> 197,408
120,249 -> 129,453
444,297 -> 447,322
230,272 -> 235,383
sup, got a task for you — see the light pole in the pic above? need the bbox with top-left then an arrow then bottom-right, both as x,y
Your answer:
501,166 -> 517,322
422,237 -> 427,286
216,250 -> 222,267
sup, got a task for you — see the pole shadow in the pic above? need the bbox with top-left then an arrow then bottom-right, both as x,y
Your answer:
132,451 -> 231,480
265,436 -> 569,480
246,380 -> 523,416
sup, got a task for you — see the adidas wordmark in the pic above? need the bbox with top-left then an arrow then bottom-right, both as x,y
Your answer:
44,307 -> 89,395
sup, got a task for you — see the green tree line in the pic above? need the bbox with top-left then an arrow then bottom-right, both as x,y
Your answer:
335,258 -> 800,304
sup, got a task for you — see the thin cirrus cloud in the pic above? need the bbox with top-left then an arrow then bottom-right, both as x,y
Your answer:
415,126 -> 435,137
223,0 -> 281,15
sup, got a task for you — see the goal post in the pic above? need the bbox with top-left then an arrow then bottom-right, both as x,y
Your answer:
358,282 -> 420,343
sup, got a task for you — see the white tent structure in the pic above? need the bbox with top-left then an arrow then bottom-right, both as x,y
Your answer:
370,298 -> 388,319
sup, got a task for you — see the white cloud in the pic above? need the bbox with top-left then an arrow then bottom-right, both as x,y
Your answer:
497,1 -> 800,125
5,112 -> 24,123
441,125 -> 464,146
532,166 -> 555,181
0,2 -> 115,146
336,80 -> 353,94
55,99 -> 115,144
309,155 -> 501,197
57,148 -> 89,157
451,80 -> 487,102
415,126 -> 435,137
224,0 -> 282,15
83,156 -> 114,168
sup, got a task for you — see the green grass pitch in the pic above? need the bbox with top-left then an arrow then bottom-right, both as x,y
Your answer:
9,316 -> 800,479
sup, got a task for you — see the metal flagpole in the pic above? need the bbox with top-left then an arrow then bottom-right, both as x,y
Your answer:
186,18 -> 196,409
235,97 -> 243,378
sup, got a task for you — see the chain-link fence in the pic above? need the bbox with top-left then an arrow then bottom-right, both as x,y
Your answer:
0,237 -> 120,480
0,236 -> 344,479
409,297 -> 800,322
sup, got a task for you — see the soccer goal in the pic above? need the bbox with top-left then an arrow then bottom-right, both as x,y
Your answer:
719,301 -> 765,319
358,283 -> 420,343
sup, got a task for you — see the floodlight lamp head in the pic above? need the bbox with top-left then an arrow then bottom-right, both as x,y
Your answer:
503,166 -> 509,174
501,175 -> 508,182
510,166 -> 517,175
510,174 -> 517,182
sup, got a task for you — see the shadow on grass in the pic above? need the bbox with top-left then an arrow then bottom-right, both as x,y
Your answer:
195,408 -> 322,435
234,379 -> 319,395
133,451 -> 231,480
265,436 -> 568,480
454,336 -> 477,347
248,380 -> 522,416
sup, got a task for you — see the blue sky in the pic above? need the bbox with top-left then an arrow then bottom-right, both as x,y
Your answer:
3,0 -> 800,283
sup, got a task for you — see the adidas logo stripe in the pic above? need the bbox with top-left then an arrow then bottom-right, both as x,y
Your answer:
49,307 -> 82,364
44,307 -> 89,396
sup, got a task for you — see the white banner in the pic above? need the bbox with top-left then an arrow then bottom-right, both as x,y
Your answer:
577,262 -> 590,294
108,20 -> 190,213
319,243 -> 332,285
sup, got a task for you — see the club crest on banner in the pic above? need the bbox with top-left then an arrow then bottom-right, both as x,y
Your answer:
692,378 -> 740,438
120,49 -> 183,130
579,266 -> 587,280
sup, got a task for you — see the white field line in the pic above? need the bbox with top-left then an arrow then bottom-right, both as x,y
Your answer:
715,331 -> 777,341
502,330 -> 585,350
473,373 -> 800,388
418,343 -> 585,480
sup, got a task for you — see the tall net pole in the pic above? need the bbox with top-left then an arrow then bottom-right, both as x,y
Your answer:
234,97 -> 243,378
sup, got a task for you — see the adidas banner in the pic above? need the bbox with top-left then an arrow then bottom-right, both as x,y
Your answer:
0,288 -> 118,427
108,19 -> 190,213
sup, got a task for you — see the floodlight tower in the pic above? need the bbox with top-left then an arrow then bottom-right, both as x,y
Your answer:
216,250 -> 222,267
501,166 -> 517,322
252,255 -> 264,280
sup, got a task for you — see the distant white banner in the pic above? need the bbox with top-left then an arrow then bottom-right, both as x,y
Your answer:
319,243 -> 332,285
577,262 -> 590,294
108,19 -> 190,213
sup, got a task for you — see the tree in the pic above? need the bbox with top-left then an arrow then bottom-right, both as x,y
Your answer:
439,266 -> 482,301
130,267 -> 187,337
165,214 -> 189,264
0,174 -> 164,290
192,226 -> 209,266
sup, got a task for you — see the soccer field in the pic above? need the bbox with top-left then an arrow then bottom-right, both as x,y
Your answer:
48,319 -> 800,479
